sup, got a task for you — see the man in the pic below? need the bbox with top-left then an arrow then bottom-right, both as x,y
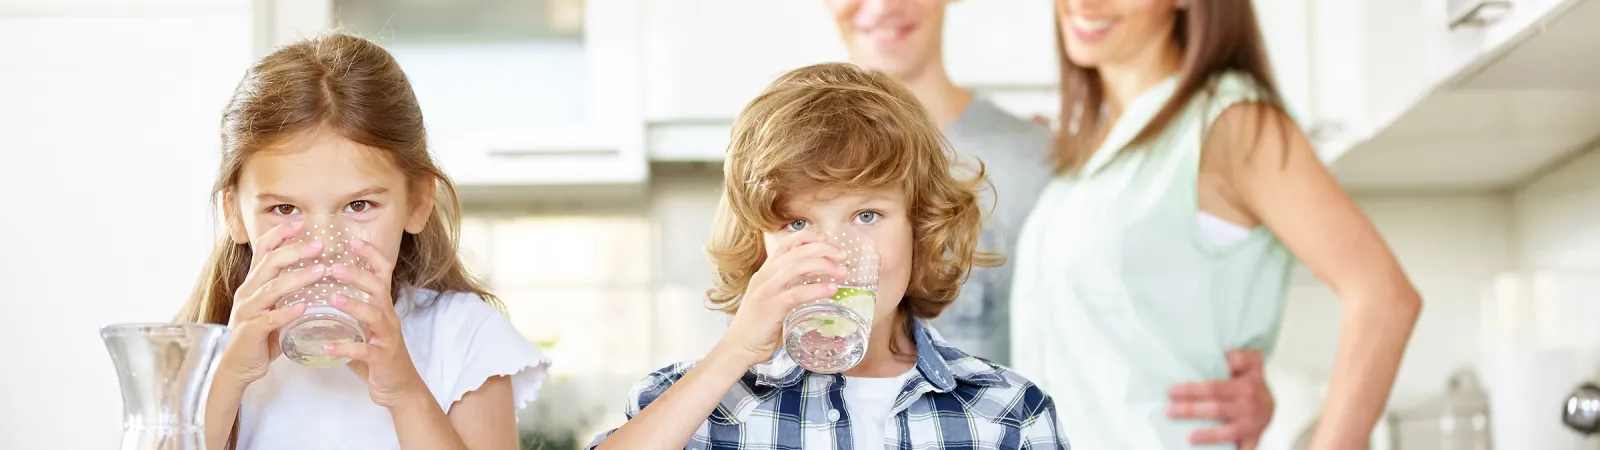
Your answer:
819,1 -> 1277,447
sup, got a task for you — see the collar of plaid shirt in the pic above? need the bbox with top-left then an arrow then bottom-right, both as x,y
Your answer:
711,319 -> 1012,424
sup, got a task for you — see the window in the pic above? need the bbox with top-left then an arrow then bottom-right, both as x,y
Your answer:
459,204 -> 728,449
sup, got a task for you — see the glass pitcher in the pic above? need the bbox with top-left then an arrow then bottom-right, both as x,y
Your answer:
102,323 -> 230,450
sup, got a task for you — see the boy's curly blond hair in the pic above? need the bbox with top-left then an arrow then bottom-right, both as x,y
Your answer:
707,62 -> 998,325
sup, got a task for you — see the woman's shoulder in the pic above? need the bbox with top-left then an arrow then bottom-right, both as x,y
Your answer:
1206,71 -> 1275,111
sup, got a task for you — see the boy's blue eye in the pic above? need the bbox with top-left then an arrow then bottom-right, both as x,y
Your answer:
784,219 -> 809,232
271,205 -> 298,215
855,211 -> 879,224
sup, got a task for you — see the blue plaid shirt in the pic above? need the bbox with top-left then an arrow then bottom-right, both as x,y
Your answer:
587,320 -> 1071,449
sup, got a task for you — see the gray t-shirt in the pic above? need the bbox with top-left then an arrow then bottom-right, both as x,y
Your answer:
930,98 -> 1054,365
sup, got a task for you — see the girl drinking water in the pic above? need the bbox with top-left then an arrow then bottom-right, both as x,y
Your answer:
175,32 -> 549,450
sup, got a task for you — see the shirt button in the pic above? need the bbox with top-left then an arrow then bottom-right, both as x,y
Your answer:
827,409 -> 841,422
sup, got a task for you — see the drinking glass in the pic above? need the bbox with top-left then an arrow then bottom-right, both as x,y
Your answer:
277,214 -> 370,367
781,223 -> 880,373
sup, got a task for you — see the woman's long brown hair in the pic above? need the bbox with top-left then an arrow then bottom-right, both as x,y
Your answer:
1054,0 -> 1284,172
177,31 -> 495,327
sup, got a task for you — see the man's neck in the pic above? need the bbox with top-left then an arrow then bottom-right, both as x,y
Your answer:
894,58 -> 974,129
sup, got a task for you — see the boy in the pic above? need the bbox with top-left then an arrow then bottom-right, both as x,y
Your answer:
587,63 -> 1069,450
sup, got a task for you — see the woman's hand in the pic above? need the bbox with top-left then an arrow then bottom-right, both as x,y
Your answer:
712,230 -> 848,367
218,220 -> 328,385
324,238 -> 430,409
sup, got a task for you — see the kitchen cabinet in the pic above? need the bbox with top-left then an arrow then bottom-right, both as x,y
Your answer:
640,0 -> 1055,123
642,0 -> 1056,161
1317,0 -> 1600,190
262,0 -> 648,188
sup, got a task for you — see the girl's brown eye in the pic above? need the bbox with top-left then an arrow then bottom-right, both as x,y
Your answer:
273,205 -> 296,215
348,201 -> 369,213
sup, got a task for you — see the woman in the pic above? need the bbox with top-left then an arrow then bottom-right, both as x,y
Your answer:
1010,0 -> 1422,449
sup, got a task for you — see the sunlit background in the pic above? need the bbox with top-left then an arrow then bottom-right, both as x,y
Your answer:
4,0 -> 1600,449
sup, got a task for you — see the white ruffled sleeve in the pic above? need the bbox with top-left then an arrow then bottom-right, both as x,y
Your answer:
425,292 -> 552,413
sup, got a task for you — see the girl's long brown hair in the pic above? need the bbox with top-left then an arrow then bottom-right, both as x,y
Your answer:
177,31 -> 494,326
1054,0 -> 1284,172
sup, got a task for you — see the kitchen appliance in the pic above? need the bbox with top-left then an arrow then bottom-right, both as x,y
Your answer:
1482,272 -> 1600,449
102,323 -> 229,450
1389,368 -> 1493,449
1563,382 -> 1600,435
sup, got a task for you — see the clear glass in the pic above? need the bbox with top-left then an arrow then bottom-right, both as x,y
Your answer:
277,214 -> 371,367
101,323 -> 230,450
781,224 -> 881,374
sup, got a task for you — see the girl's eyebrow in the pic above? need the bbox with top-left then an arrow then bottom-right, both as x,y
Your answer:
344,187 -> 389,200
256,193 -> 296,203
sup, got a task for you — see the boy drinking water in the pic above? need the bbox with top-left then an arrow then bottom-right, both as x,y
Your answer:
587,63 -> 1070,449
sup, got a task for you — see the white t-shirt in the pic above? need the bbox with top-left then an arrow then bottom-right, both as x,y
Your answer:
238,288 -> 550,450
843,369 -> 915,450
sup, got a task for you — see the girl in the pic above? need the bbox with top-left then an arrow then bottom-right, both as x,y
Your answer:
587,62 -> 1069,450
1012,0 -> 1422,449
176,32 -> 549,450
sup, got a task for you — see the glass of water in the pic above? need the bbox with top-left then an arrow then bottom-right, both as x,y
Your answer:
277,214 -> 370,367
781,223 -> 880,374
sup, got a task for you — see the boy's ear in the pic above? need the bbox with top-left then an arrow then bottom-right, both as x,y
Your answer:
404,178 -> 437,234
222,189 -> 249,244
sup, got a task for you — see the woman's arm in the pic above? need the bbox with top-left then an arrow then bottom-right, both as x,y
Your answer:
1214,103 -> 1422,450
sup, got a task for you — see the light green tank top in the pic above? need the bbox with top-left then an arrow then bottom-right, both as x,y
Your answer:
1010,72 -> 1294,449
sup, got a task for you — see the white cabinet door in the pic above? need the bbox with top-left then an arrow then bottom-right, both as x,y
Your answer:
640,0 -> 844,121
270,0 -> 648,186
642,0 -> 1058,122
1305,0 -> 1456,161
1255,0 -> 1313,126
942,0 -> 1057,88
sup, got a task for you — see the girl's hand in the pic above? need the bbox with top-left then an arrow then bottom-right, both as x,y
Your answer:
324,238 -> 429,409
220,220 -> 328,385
713,230 -> 848,367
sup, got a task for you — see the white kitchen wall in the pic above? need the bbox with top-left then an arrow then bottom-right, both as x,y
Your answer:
1275,193 -> 1514,403
1501,145 -> 1600,450
0,1 -> 255,449
1262,147 -> 1600,446
1258,192 -> 1513,446
1514,146 -> 1600,271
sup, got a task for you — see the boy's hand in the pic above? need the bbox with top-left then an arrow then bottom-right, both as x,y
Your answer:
713,230 -> 848,368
